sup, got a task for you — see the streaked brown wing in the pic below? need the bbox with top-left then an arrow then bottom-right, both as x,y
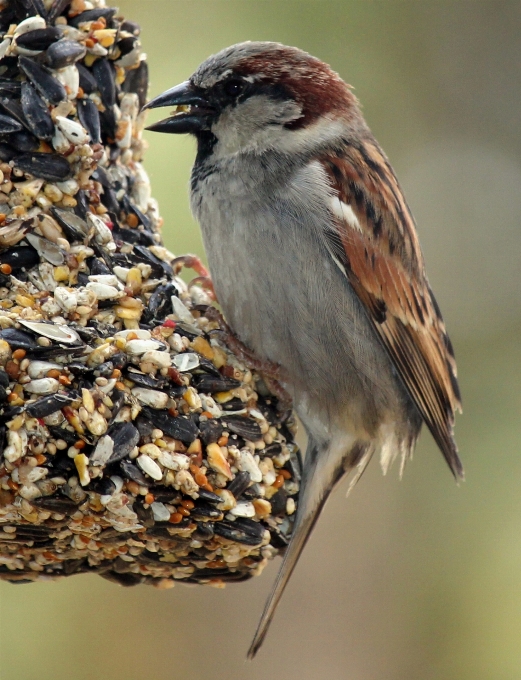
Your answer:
320,139 -> 463,478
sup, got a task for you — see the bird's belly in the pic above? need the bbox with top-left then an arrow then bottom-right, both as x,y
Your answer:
196,199 -> 407,437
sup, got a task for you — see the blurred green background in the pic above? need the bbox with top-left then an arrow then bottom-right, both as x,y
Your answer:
1,2 -> 521,679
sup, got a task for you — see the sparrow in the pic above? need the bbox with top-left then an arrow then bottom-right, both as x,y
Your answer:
143,41 -> 462,658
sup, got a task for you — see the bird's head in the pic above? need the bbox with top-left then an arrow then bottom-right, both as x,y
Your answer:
144,41 -> 361,159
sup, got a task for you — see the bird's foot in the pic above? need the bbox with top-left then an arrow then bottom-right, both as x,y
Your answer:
205,307 -> 292,411
172,255 -> 217,301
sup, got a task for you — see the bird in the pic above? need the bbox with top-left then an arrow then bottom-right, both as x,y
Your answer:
143,41 -> 463,658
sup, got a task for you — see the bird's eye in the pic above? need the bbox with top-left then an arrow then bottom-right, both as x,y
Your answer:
223,79 -> 244,97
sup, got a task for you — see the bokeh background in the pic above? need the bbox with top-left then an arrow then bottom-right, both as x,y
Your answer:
1,2 -> 521,679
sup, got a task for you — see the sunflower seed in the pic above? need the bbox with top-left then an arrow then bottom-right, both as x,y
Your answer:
15,152 -> 72,181
45,40 -> 86,69
19,57 -> 67,105
20,82 -> 54,140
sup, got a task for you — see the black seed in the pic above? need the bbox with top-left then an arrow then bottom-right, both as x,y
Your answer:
120,19 -> 141,36
270,489 -> 288,517
125,366 -> 165,390
140,406 -> 199,443
19,57 -> 67,105
219,397 -> 246,412
0,96 -> 29,131
15,152 -> 72,181
119,459 -> 148,486
117,35 -> 137,57
221,415 -> 262,441
26,393 -> 74,418
99,105 -> 116,140
122,196 -> 151,230
196,488 -> 223,505
32,495 -> 79,512
269,529 -> 289,549
0,78 -> 21,96
88,256 -> 111,276
50,206 -> 88,241
47,0 -> 72,24
148,487 -> 181,503
226,471 -> 251,499
0,142 -> 15,161
0,385 -> 7,402
77,97 -> 101,144
44,39 -> 86,69
192,374 -> 241,393
92,58 -> 116,109
76,63 -> 98,94
0,112 -> 22,134
0,369 -> 9,388
89,476 -> 116,495
213,518 -> 264,546
199,419 -> 223,445
141,283 -> 175,324
100,571 -> 142,587
16,27 -> 62,51
47,425 -> 79,446
105,421 -> 140,464
133,498 -> 154,527
69,7 -> 117,27
122,59 -> 148,109
0,244 -> 39,270
20,82 -> 54,140
7,130 -> 39,152
191,503 -> 223,520
193,522 -> 214,540
133,244 -> 173,277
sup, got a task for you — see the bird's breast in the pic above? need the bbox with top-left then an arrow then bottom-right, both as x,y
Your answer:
190,157 -> 412,436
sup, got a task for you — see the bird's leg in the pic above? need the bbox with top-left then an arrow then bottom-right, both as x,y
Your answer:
172,254 -> 210,278
205,306 -> 293,410
172,255 -> 217,301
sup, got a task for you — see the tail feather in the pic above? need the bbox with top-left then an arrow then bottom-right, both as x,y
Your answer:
247,438 -> 372,659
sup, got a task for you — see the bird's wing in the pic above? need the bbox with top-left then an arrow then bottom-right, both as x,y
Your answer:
319,138 -> 463,478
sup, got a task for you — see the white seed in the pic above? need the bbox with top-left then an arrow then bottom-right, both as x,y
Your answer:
56,115 -> 89,144
157,450 -> 190,471
125,339 -> 162,355
52,127 -> 72,154
114,328 -> 151,340
90,435 -> 114,466
25,233 -> 65,266
86,281 -> 120,300
131,387 -> 169,409
87,274 -> 119,286
171,296 -> 193,324
86,410 -> 107,436
137,454 -> 163,481
173,352 -> 199,372
150,502 -> 170,522
113,265 -> 130,282
53,286 -> 78,314
56,179 -> 79,196
55,66 -> 79,100
27,360 -> 62,380
228,501 -> 256,518
24,378 -> 59,395
238,450 -> 263,483
141,350 -> 171,368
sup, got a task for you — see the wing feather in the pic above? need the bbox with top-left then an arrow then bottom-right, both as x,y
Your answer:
320,140 -> 463,478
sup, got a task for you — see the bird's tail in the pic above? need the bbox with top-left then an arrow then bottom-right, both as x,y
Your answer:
247,437 -> 372,659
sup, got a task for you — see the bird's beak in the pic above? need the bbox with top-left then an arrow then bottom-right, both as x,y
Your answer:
143,80 -> 214,134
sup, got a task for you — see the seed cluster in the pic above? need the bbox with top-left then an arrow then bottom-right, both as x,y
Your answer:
0,0 -> 300,587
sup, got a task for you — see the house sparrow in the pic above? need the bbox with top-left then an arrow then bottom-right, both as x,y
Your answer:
144,41 -> 462,658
